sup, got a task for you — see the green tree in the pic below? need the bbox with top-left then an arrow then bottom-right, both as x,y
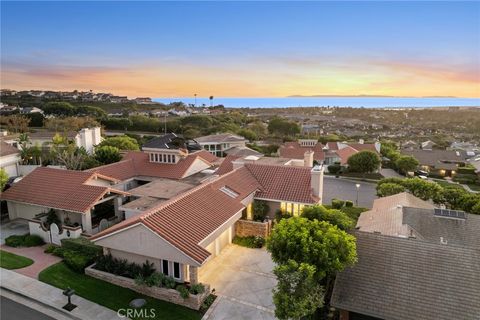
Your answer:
347,150 -> 381,174
273,260 -> 324,320
267,117 -> 300,137
0,168 -> 8,190
267,217 -> 357,280
43,102 -> 75,117
376,182 -> 406,197
301,205 -> 354,231
402,178 -> 443,202
395,155 -> 419,175
327,163 -> 342,175
75,106 -> 107,118
237,128 -> 257,141
95,146 -> 121,164
98,136 -> 139,150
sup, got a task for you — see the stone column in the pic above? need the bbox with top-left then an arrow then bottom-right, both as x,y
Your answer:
189,266 -> 198,285
82,209 -> 93,234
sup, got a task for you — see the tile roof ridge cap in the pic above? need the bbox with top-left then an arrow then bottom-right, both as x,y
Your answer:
139,166 -> 244,220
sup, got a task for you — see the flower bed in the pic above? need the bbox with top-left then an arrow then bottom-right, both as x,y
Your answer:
85,264 -> 210,310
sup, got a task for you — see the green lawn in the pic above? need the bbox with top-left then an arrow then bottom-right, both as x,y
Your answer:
39,262 -> 201,320
0,250 -> 34,269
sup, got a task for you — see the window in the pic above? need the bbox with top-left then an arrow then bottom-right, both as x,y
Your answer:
220,186 -> 239,198
173,262 -> 180,279
162,260 -> 169,275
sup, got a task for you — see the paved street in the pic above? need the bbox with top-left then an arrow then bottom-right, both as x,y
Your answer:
1,296 -> 55,320
323,176 -> 377,208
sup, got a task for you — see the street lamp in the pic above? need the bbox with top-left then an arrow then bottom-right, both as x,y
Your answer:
355,183 -> 361,206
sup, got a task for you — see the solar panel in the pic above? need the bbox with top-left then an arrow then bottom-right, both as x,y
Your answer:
433,208 -> 466,219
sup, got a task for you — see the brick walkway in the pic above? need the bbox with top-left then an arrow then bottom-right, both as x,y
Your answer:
1,244 -> 62,279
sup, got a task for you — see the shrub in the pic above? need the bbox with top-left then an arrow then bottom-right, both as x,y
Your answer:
5,234 -> 44,247
61,238 -> 102,258
141,260 -> 156,277
52,247 -> 65,258
176,285 -> 190,299
328,164 -> 342,175
233,236 -> 265,248
331,199 -> 345,209
201,294 -> 217,311
163,276 -> 177,289
189,283 -> 206,295
275,209 -> 291,223
135,272 -> 164,287
252,200 -> 270,222
46,209 -> 61,228
44,244 -> 57,254
63,250 -> 92,273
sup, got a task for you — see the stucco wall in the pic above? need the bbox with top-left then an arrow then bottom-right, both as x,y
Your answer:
183,158 -> 211,177
94,224 -> 199,266
0,154 -> 19,176
7,202 -> 47,220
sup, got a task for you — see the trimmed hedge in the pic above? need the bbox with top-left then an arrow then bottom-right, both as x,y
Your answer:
331,199 -> 345,209
5,234 -> 44,247
61,238 -> 102,258
232,236 -> 265,248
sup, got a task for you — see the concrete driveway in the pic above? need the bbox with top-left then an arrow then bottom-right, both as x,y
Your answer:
0,219 -> 29,245
323,176 -> 377,208
200,244 -> 277,320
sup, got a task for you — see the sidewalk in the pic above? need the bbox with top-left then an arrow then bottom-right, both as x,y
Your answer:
1,268 -> 122,320
0,244 -> 61,278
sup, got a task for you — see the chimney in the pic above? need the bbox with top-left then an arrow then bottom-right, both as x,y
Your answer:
311,164 -> 324,204
304,150 -> 314,167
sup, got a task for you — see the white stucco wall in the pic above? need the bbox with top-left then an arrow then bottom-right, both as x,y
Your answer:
7,202 -> 48,220
0,154 -> 19,177
183,158 -> 211,178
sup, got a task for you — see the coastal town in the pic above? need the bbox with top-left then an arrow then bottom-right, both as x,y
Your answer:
1,1 -> 479,320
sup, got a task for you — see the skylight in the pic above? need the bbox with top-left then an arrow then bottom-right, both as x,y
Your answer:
220,186 -> 239,198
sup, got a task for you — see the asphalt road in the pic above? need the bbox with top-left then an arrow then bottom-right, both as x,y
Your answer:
0,296 -> 55,320
323,176 -> 377,208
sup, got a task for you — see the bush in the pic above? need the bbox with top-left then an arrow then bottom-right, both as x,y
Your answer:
61,238 -> 102,258
252,200 -> 270,222
233,236 -> 265,248
5,234 -> 44,247
52,247 -> 65,258
135,272 -> 164,287
275,209 -> 291,223
201,294 -> 217,311
331,199 -> 345,209
189,283 -> 205,295
163,276 -> 177,289
328,164 -> 342,175
141,260 -> 156,278
44,244 -> 57,254
176,285 -> 190,299
345,200 -> 354,207
63,250 -> 92,273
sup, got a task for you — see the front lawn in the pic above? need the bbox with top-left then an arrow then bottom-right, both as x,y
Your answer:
39,262 -> 201,320
0,250 -> 34,269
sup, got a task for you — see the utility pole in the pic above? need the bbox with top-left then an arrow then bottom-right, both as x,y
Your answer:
164,113 -> 167,134
194,93 -> 197,107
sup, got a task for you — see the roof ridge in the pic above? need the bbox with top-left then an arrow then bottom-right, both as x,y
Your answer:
139,165 -> 248,221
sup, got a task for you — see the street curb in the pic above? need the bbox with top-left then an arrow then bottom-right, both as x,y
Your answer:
201,294 -> 222,320
0,285 -> 83,320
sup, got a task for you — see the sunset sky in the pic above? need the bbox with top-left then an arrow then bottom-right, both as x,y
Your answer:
1,1 -> 479,98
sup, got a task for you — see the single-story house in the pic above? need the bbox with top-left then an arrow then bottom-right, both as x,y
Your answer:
400,149 -> 467,177
331,193 -> 480,320
195,133 -> 247,157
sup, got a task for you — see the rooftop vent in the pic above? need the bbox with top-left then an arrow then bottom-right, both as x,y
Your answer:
434,208 -> 466,220
440,237 -> 448,245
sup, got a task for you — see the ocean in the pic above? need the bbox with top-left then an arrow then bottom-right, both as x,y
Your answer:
154,97 -> 480,109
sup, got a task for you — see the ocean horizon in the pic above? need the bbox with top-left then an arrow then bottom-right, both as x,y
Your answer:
154,97 -> 480,109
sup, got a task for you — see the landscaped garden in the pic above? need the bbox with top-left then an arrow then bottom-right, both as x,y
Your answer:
39,262 -> 202,320
0,250 -> 34,269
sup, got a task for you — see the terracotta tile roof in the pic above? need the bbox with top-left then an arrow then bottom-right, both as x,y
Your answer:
245,163 -> 317,204
279,141 -> 325,161
1,167 -> 122,213
327,142 -> 339,150
88,150 -> 218,180
0,142 -> 20,157
216,154 -> 242,175
334,146 -> 359,165
92,167 -> 261,264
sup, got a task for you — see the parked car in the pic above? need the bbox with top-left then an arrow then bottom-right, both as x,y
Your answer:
415,170 -> 429,177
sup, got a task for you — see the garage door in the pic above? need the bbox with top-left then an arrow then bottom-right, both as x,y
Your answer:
218,227 -> 231,253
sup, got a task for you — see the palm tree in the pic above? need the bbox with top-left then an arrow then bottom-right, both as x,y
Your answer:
209,96 -> 214,107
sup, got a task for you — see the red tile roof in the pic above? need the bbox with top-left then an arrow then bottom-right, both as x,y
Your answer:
245,163 -> 317,204
279,142 -> 325,161
335,146 -> 359,165
92,166 -> 261,264
88,150 -> 218,180
216,154 -> 242,175
327,142 -> 339,150
1,167 -> 123,213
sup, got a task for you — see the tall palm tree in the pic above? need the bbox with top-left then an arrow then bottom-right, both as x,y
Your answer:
209,96 -> 214,107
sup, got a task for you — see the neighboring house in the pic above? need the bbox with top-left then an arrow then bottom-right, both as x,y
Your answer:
223,146 -> 263,157
195,133 -> 247,157
27,127 -> 102,154
449,141 -> 479,158
301,124 -> 321,135
1,167 -> 128,238
134,97 -> 153,104
278,139 -> 381,167
401,140 -> 418,150
331,193 -> 480,320
90,161 -> 324,285
0,141 -> 21,177
20,107 -> 44,114
400,149 -> 467,177
421,140 -> 436,150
